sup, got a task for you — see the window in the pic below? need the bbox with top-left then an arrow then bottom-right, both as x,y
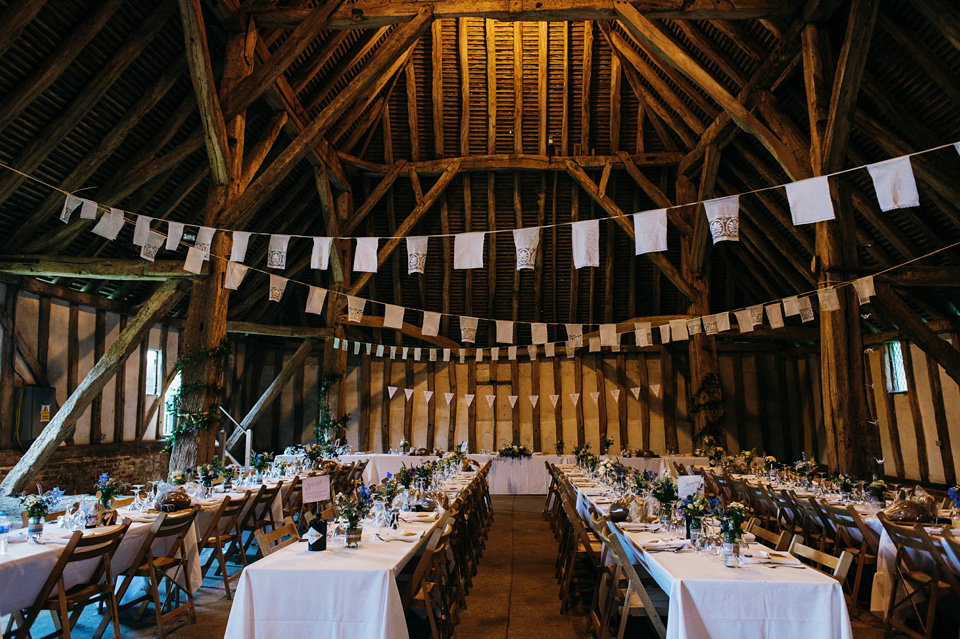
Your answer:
884,342 -> 908,394
163,371 -> 182,436
144,348 -> 164,395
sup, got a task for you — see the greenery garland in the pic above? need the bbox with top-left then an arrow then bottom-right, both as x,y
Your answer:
164,338 -> 231,451
314,373 -> 348,443
689,371 -> 725,446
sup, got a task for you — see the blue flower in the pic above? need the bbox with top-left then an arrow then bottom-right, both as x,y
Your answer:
97,473 -> 110,485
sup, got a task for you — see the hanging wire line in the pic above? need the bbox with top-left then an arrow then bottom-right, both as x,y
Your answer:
1,140 -> 959,341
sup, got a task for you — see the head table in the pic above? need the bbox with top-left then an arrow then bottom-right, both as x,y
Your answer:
561,465 -> 854,639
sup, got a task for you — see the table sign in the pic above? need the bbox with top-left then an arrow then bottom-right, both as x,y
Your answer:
678,475 -> 704,499
302,475 -> 331,503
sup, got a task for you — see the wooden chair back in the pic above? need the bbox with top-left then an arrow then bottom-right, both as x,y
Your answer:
603,520 -> 667,639
254,516 -> 301,556
746,518 -> 790,550
402,509 -> 452,607
787,535 -> 854,583
20,508 -> 66,527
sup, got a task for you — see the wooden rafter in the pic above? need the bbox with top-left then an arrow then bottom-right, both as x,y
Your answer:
340,151 -> 682,175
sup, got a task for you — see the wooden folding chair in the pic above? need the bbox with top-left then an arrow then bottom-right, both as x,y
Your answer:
672,461 -> 687,476
821,501 -> 878,606
197,492 -> 251,599
788,535 -> 854,583
601,520 -> 668,639
399,510 -> 452,639
236,481 -> 283,558
747,518 -> 790,550
253,516 -> 300,556
281,476 -> 304,528
558,493 -> 603,613
9,520 -> 130,639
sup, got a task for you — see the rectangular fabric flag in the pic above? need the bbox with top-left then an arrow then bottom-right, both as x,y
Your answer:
140,231 -> 164,262
422,311 -> 441,337
513,227 -> 540,270
527,345 -> 538,360
231,231 -> 251,262
565,324 -> 583,347
78,198 -> 97,220
749,304 -> 764,328
267,234 -> 291,269
686,318 -> 702,336
508,346 -> 518,360
132,215 -> 152,246
599,323 -> 617,347
268,274 -> 287,302
354,237 -> 379,272
545,343 -> 555,357
635,322 -> 652,347
166,221 -> 184,251
195,226 -> 216,259
798,296 -> 815,322
224,261 -> 248,290
818,286 -> 841,312
734,309 -> 755,333
491,347 -> 499,361
496,320 -> 514,343
59,195 -> 82,223
867,156 -> 919,211
414,348 -> 421,361
454,232 -> 485,269
429,349 -> 437,361
377,345 -> 385,358
703,195 -> 740,243
571,219 -> 600,268
565,341 -> 576,357
765,302 -> 785,329
714,312 -> 731,332
311,237 -> 333,269
785,176 -> 835,225
406,236 -> 428,274
669,319 -> 689,341
633,209 -> 668,254
854,276 -> 876,305
383,304 -> 404,329
531,323 -> 547,345
659,324 -> 671,344
702,315 -> 719,335
305,286 -> 326,315
91,208 -> 125,240
183,246 -> 205,274
588,337 -> 601,352
346,295 -> 366,322
459,316 -> 478,343
783,296 -> 801,316
443,348 -> 450,362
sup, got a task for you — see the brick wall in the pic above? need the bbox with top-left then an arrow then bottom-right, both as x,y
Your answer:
0,441 -> 170,495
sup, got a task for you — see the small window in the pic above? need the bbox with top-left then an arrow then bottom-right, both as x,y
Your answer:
884,342 -> 908,394
163,371 -> 182,436
145,348 -> 163,395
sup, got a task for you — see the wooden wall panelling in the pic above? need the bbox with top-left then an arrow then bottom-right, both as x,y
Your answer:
874,348 -> 905,477
0,286 -> 16,448
595,355 -> 608,448
359,353 -> 371,451
113,316 -> 127,443
67,304 -> 79,445
90,310 -> 106,444
732,353 -> 747,451
467,358 -> 477,452
511,359 -> 520,443
552,357 -> 563,452
755,353 -> 770,452
924,351 -> 956,485
775,352 -> 794,460
404,358 -> 415,445
639,353 -> 651,451
37,296 -> 50,378
615,354 -> 628,450
574,355 -> 584,448
381,356 -> 392,452
900,340 -> 929,481
448,360 -> 458,450
661,346 -> 677,453
427,358 -> 437,450
531,358 -> 541,451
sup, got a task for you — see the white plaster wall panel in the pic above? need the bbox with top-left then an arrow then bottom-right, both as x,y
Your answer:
646,355 -> 664,453
675,360 -> 691,454
581,358 -> 600,451
740,354 -> 762,452
122,341 -> 140,442
46,299 -> 69,430
558,359 -> 578,452
99,313 -> 120,443
15,292 -> 40,385
342,358 -> 359,451
388,362 -> 405,449
517,361 -> 534,450
936,354 -> 960,482
278,352 -> 296,450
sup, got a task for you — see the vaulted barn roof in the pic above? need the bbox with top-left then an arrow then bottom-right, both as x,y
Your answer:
1,0 -> 959,345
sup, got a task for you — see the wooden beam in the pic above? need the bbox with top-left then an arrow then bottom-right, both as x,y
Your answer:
239,112 -> 288,191
0,0 -> 47,59
0,304 -> 49,388
0,281 -> 187,496
615,151 -> 691,235
226,339 -> 316,451
342,160 -> 408,235
405,57 -> 421,161
0,256 -> 204,280
580,21 -> 593,154
431,19 -> 445,157
689,142 -> 720,274
341,151 -> 682,175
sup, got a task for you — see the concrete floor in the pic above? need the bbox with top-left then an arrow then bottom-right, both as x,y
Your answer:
14,495 -> 912,638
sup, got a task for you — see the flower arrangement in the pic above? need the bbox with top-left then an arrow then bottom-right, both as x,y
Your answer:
373,476 -> 401,504
868,479 -> 889,501
497,442 -> 533,459
216,459 -> 238,482
651,475 -> 678,507
573,443 -> 594,466
284,444 -> 305,455
632,470 -> 657,494
20,488 -> 64,521
336,486 -> 373,530
394,465 -> 415,489
169,469 -> 191,486
95,474 -> 126,508
716,501 -> 749,542
600,436 -> 615,455
196,463 -> 219,487
251,451 -> 274,474
413,460 -> 438,485
764,455 -> 778,472
831,473 -> 855,494
555,440 -> 564,455
677,493 -> 710,522
947,485 -> 960,509
399,439 -> 411,453
694,435 -> 725,465
793,459 -> 813,476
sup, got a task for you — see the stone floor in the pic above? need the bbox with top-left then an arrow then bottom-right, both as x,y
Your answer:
13,495 -> 913,638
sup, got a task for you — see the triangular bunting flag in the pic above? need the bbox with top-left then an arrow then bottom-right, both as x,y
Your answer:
589,391 -> 600,404
423,390 -> 433,402
444,392 -> 454,405
610,389 -> 620,402
630,387 -> 641,400
650,384 -> 661,398
507,395 -> 518,408
530,395 -> 539,407
465,394 -> 475,407
569,393 -> 580,406
549,394 -> 560,407
485,394 -> 496,407
404,388 -> 414,401
388,386 -> 398,398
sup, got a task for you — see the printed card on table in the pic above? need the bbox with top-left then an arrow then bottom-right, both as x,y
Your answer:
302,475 -> 331,503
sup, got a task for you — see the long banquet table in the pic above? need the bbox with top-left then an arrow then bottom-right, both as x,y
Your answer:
223,470 -> 477,639
561,465 -> 854,639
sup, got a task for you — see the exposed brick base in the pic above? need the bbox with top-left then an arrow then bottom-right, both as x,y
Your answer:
0,441 -> 169,496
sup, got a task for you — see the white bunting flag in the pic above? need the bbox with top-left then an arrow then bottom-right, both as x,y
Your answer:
588,337 -> 601,352
565,340 -> 576,357
183,246 -> 205,274
195,226 -> 216,259
132,215 -> 152,246
530,395 -> 539,407
703,195 -> 740,243
459,316 -> 478,343
818,286 -> 841,312
429,349 -> 437,361
508,346 -> 518,360
571,219 -> 600,268
459,350 -> 466,364
659,324 -> 672,343
798,296 -> 815,323
600,323 -> 617,347
444,392 -> 454,405
354,237 -> 379,272
734,309 -> 755,333
383,304 -> 405,329
91,207 -> 125,240
630,387 -> 641,400
491,347 -> 500,361
765,302 -> 785,329
305,286 -> 326,315
376,345 -> 384,357
224,261 -> 249,290
388,386 -> 398,398
166,221 -> 184,251
78,198 -> 97,220
669,319 -> 689,341
230,231 -> 251,262
545,343 -> 555,358
635,322 -> 653,347
702,315 -> 719,335
749,304 -> 764,327
549,394 -> 560,407
715,312 -> 732,332
333,338 -> 340,350
443,348 -> 450,362
782,295 -> 800,316
401,347 -> 409,360
531,323 -> 548,345
413,348 -> 421,361
589,391 -> 600,404
565,324 -> 583,347
465,394 -> 475,407
570,393 -> 580,406
366,343 -> 372,355
59,194 -> 83,223
266,234 -> 291,269
423,390 -> 433,403
346,295 -> 366,322
686,318 -> 702,336
390,346 -> 397,359
475,349 -> 484,362
404,388 -> 414,401
633,208 -> 668,254
854,276 -> 876,305
785,175 -> 835,225
406,236 -> 428,274
268,274 -> 287,302
650,384 -> 661,398
867,156 -> 919,211
140,231 -> 164,262
454,232 -> 485,269
485,394 -> 496,407
527,345 -> 538,360
311,237 -> 333,270
354,341 -> 361,355
513,227 -> 540,270
421,311 -> 441,337
508,395 -> 518,408
496,320 -> 514,343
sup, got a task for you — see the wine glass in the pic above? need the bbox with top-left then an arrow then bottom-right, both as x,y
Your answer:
131,484 -> 145,512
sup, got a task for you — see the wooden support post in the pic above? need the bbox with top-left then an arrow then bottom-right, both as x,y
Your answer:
0,281 -> 187,496
382,357 -> 393,452
553,358 -> 564,452
574,356 -> 585,448
403,359 -> 414,444
467,358 -> 477,452
359,354 -> 371,451
427,360 -> 437,450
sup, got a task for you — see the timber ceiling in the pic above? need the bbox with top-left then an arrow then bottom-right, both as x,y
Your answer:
0,0 -> 959,346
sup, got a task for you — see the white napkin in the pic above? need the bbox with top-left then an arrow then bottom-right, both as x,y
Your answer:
620,522 -> 661,532
638,538 -> 690,551
378,530 -> 422,543
400,512 -> 439,522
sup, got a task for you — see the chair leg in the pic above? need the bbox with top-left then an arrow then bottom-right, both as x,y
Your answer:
924,586 -> 939,639
218,541 -> 233,599
850,557 -> 865,610
57,593 -> 71,639
147,565 -> 167,639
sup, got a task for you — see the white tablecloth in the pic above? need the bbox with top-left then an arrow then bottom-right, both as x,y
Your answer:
616,456 -> 709,477
224,473 -> 473,639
